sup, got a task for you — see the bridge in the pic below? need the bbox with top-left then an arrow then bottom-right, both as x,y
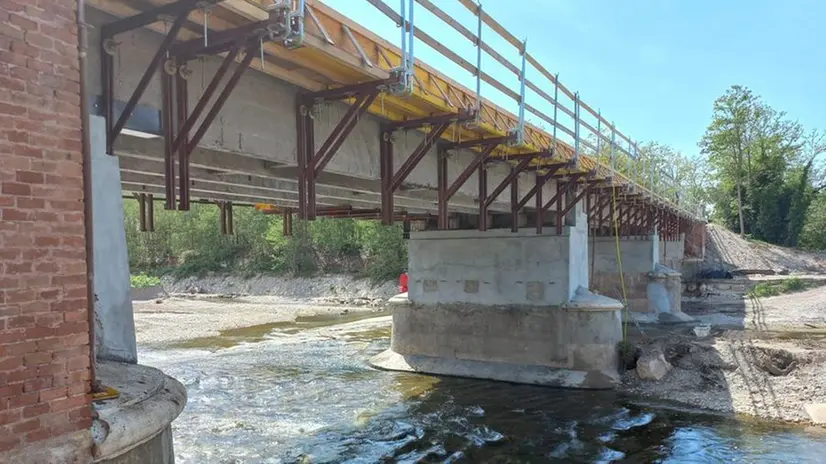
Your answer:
85,0 -> 705,389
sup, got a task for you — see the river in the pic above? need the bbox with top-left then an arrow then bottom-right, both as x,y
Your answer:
139,313 -> 826,463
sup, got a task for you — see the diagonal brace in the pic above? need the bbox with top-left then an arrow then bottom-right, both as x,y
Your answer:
108,8 -> 189,149
483,156 -> 534,208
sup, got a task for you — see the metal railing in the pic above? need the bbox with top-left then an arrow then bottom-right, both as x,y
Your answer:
362,0 -> 704,220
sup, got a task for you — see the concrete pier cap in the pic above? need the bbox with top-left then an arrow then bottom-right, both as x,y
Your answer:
371,224 -> 626,390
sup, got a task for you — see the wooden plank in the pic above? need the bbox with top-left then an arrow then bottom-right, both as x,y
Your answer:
456,0 -> 522,49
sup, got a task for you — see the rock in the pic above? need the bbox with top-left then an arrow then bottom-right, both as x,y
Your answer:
636,346 -> 672,381
805,404 -> 826,424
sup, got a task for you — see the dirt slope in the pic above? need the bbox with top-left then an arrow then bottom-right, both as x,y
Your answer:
703,224 -> 826,273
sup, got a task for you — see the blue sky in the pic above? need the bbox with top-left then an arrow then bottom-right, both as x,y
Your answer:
321,0 -> 825,158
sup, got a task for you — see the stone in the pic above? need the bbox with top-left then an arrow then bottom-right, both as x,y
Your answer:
805,404 -> 826,424
636,346 -> 672,381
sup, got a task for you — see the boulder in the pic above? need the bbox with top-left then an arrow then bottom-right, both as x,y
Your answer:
636,346 -> 672,381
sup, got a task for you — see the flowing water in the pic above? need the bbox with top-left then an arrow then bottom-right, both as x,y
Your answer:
139,314 -> 826,463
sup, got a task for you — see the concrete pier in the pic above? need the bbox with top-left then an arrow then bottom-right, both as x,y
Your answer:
372,205 -> 626,389
591,234 -> 693,323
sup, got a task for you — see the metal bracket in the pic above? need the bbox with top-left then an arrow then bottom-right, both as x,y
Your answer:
437,141 -> 501,229
380,110 -> 474,225
101,1 -> 198,155
217,201 -> 234,235
297,79 -> 399,220
133,193 -> 155,232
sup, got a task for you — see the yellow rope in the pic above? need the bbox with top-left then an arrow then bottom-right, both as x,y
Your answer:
611,185 -> 630,340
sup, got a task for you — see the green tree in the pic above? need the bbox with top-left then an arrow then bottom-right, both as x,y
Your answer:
700,85 -> 759,236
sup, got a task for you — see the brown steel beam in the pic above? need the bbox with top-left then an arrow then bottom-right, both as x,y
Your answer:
514,161 -> 570,211
161,71 -> 175,210
389,123 -> 450,192
108,8 -> 189,149
100,0 -> 204,38
510,164 -> 520,233
483,157 -> 534,209
176,73 -> 190,210
558,178 -> 600,219
305,76 -> 402,101
169,46 -> 241,156
478,162 -> 487,231
444,135 -> 515,151
445,144 -> 497,200
385,109 -> 475,130
187,40 -> 259,156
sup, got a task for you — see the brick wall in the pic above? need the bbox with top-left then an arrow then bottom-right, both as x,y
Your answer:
0,0 -> 93,457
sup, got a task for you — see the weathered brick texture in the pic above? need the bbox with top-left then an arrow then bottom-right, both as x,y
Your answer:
0,0 -> 92,457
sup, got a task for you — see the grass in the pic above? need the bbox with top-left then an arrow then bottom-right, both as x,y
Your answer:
130,273 -> 161,288
748,277 -> 818,298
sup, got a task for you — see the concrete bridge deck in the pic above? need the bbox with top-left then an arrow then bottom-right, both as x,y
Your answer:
87,0 -> 700,235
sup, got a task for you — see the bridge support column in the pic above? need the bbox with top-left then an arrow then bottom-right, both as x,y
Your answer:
590,233 -> 694,323
371,202 -> 624,389
91,116 -> 138,363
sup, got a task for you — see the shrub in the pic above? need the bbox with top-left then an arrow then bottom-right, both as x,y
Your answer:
130,273 -> 161,288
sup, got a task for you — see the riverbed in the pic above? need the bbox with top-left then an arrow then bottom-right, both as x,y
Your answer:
139,313 -> 826,463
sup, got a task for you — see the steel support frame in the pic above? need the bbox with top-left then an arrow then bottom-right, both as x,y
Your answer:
558,177 -> 601,220
539,173 -> 585,235
103,2 -> 282,212
217,201 -> 234,235
477,155 -> 534,232
437,143 -> 501,230
380,110 -> 474,225
132,193 -> 155,232
297,78 -> 400,221
505,160 -> 570,234
101,0 -> 201,155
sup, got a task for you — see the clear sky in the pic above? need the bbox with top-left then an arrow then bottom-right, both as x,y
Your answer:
321,0 -> 825,158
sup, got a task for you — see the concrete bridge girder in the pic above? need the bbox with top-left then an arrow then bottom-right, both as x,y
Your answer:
114,135 -> 507,214
89,7 -> 563,218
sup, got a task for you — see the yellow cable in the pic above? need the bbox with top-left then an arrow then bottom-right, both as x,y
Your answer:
611,185 -> 630,340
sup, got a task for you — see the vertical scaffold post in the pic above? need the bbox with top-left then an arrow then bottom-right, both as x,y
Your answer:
407,0 -> 415,69
475,2 -> 482,113
574,92 -> 580,163
596,110 -> 602,166
610,123 -> 616,177
399,0 -> 406,66
552,73 -> 559,152
516,38 -> 527,144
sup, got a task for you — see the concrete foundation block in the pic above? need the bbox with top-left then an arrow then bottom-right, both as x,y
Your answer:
372,287 -> 624,389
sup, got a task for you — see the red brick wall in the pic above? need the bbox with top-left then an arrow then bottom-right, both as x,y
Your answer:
0,0 -> 92,456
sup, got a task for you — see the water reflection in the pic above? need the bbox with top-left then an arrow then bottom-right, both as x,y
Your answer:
138,315 -> 826,463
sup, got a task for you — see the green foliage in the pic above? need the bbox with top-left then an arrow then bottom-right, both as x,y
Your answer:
748,278 -> 815,298
124,200 -> 407,282
130,273 -> 161,288
799,193 -> 826,250
358,221 -> 408,282
700,85 -> 825,247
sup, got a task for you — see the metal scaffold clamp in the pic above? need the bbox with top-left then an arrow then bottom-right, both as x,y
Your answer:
390,0 -> 416,96
268,0 -> 305,49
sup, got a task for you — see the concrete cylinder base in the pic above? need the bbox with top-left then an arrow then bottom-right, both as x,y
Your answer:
371,288 -> 624,389
92,361 -> 187,463
647,264 -> 695,323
